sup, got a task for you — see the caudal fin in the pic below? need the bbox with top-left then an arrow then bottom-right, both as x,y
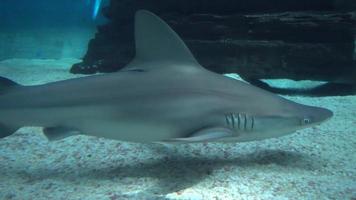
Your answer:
0,76 -> 22,138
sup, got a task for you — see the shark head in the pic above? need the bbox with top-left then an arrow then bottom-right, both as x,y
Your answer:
290,102 -> 333,128
230,98 -> 333,142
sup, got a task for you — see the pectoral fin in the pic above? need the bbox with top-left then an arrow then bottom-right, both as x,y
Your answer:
160,127 -> 234,144
43,127 -> 81,141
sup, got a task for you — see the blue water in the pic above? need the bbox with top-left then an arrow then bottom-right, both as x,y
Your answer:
0,0 -> 109,60
0,0 -> 108,29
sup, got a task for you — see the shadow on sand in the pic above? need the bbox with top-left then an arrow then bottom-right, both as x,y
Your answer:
14,147 -> 324,197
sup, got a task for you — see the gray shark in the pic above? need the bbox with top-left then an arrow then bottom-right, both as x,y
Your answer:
0,10 -> 332,143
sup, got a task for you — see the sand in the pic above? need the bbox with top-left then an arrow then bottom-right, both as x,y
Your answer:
0,58 -> 355,200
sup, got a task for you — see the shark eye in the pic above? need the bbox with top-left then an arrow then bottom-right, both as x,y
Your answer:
302,118 -> 311,125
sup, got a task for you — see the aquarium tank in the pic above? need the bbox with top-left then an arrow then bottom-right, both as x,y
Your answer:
0,0 -> 355,199
0,0 -> 107,60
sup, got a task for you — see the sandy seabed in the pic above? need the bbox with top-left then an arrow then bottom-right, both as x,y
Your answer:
0,58 -> 355,200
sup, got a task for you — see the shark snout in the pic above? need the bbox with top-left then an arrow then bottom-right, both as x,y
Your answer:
305,106 -> 333,126
314,107 -> 333,123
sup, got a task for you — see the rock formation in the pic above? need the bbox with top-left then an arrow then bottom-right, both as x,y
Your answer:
71,0 -> 356,87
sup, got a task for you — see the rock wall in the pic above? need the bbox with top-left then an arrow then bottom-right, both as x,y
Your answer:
71,0 -> 356,84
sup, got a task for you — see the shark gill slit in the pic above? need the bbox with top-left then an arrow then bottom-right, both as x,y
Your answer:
231,113 -> 235,129
225,113 -> 232,130
237,113 -> 241,130
243,114 -> 247,131
225,113 -> 256,132
251,116 -> 254,131
225,114 -> 231,127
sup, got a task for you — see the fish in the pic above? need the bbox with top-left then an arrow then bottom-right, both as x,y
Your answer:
0,10 -> 332,143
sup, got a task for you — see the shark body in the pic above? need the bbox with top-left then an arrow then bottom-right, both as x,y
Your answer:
0,10 -> 332,143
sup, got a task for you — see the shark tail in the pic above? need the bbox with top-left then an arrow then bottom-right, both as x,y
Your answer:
0,76 -> 22,138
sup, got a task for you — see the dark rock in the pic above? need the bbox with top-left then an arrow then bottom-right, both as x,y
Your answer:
71,0 -> 356,86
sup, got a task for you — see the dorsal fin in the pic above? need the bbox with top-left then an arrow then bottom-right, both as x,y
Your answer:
123,10 -> 203,71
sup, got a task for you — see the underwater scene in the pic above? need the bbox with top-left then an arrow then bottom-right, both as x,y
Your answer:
0,0 -> 355,199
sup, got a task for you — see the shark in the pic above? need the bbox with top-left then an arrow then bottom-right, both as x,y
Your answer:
0,10 -> 332,143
